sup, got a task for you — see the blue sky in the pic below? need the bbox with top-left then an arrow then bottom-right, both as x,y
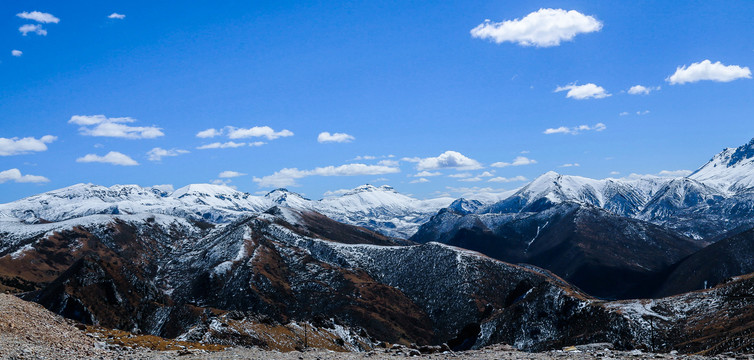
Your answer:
1,1 -> 753,202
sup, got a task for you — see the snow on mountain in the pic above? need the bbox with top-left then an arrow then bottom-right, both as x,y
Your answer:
0,183 -> 454,238
480,171 -> 667,217
638,177 -> 724,221
689,138 -> 754,194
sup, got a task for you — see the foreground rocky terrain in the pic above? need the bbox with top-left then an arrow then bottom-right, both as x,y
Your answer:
2,292 -> 752,359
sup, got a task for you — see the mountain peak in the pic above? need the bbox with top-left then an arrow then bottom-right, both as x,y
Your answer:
344,184 -> 396,196
689,138 -> 754,193
264,188 -> 310,204
171,183 -> 243,198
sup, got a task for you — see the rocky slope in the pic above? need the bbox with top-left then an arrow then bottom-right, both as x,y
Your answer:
411,202 -> 702,299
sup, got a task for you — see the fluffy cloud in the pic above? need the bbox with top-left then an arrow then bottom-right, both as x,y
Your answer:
470,8 -> 602,47
69,115 -> 164,139
218,171 -> 246,178
491,156 -> 537,167
410,178 -> 430,184
323,189 -> 352,197
544,123 -> 606,135
17,11 -> 59,23
667,60 -> 751,85
0,168 -> 49,184
627,85 -> 660,95
0,135 -> 56,156
626,170 -> 693,179
108,13 -> 126,19
147,147 -> 189,161
76,151 -> 139,166
555,83 -> 610,99
416,151 -> 482,171
11,50 -> 22,57
227,126 -> 293,140
253,163 -> 400,188
318,132 -> 355,143
196,128 -> 222,138
488,176 -> 528,183
560,163 -> 581,167
377,160 -> 398,167
196,141 -> 247,149
448,173 -> 472,178
413,171 -> 441,177
197,126 -> 293,143
658,169 -> 693,177
19,24 -> 47,36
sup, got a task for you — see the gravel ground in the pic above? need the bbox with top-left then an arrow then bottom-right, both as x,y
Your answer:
1,294 -> 752,360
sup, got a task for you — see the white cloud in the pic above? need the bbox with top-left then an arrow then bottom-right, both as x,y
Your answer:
253,163 -> 400,188
17,11 -> 59,23
627,85 -> 660,95
249,141 -> 265,147
0,135 -> 56,156
410,178 -> 430,184
445,186 -> 514,199
610,171 -> 620,175
354,155 -> 377,160
0,168 -> 49,184
619,112 -> 629,116
544,123 -> 606,135
448,173 -> 472,178
478,171 -> 495,177
667,60 -> 751,85
11,50 -> 22,57
658,169 -> 693,177
108,13 -> 126,19
470,8 -> 602,47
459,177 -> 483,182
488,176 -> 528,183
196,128 -> 222,138
555,83 -> 610,99
413,171 -> 441,177
227,126 -> 293,140
491,156 -> 537,167
19,24 -> 47,36
560,163 -> 580,167
218,171 -> 246,178
417,151 -> 482,171
69,115 -> 164,139
196,141 -> 246,149
401,157 -> 422,163
318,132 -> 355,143
626,169 -> 693,179
637,110 -> 650,115
147,147 -> 188,161
378,159 -> 399,167
76,151 -> 139,166
323,188 -> 352,197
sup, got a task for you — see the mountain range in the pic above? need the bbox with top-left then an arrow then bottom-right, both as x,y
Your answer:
2,138 -> 754,354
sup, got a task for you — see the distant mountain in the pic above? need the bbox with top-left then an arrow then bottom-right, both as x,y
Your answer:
412,202 -> 701,299
480,171 -> 666,217
0,183 -> 455,238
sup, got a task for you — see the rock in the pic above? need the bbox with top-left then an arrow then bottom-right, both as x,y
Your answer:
575,343 -> 615,352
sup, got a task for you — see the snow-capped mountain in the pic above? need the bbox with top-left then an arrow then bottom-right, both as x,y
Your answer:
689,138 -> 754,194
0,183 -> 454,238
480,171 -> 667,217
